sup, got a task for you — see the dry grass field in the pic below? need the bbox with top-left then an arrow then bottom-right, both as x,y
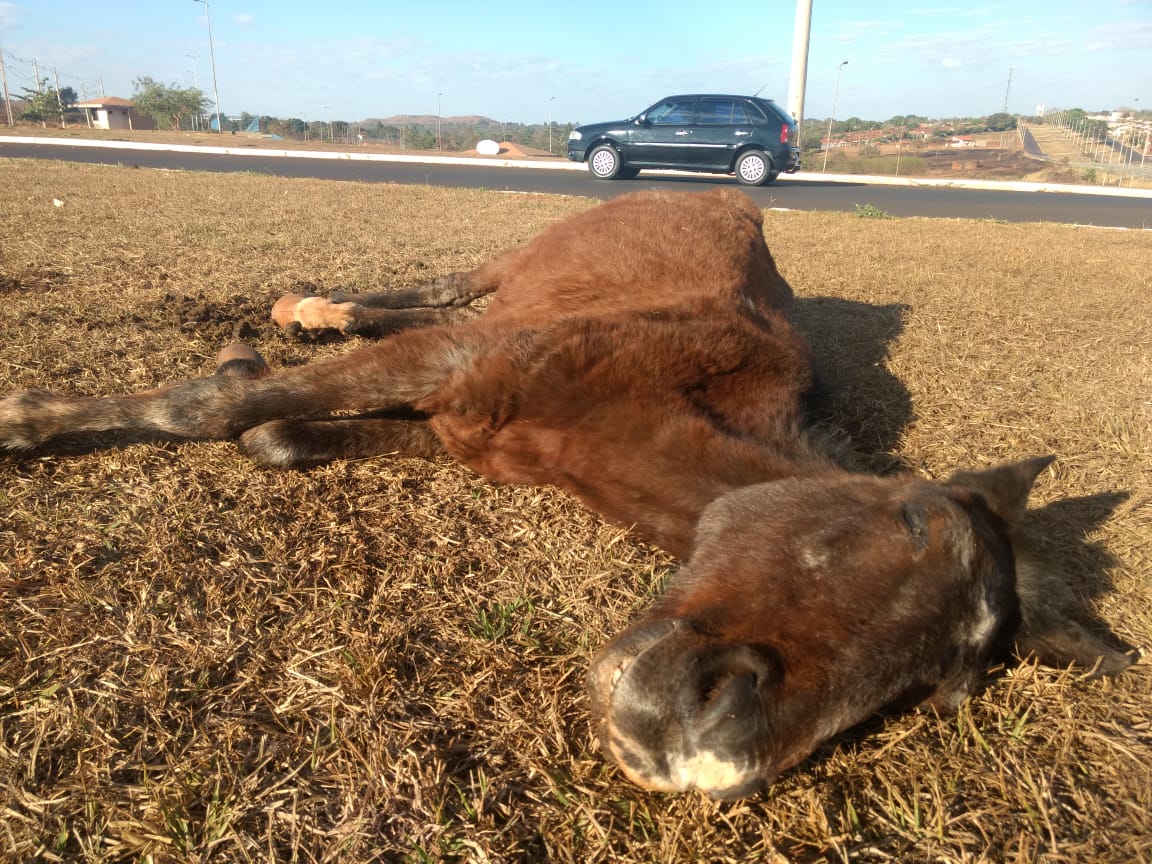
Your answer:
0,159 -> 1149,863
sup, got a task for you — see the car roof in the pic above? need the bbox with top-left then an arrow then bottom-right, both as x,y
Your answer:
662,94 -> 777,102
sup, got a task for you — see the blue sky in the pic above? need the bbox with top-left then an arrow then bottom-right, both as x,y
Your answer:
1,1 -> 1149,125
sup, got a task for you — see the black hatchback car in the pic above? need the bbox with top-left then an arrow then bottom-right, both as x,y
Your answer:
567,94 -> 800,185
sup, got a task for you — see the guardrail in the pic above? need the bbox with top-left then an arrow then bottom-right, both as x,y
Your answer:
1024,122 -> 1152,185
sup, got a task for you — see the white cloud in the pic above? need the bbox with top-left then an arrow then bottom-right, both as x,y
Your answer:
832,19 -> 897,44
235,13 -> 254,26
1084,20 -> 1152,51
909,4 -> 1003,16
0,1 -> 22,32
908,6 -> 964,15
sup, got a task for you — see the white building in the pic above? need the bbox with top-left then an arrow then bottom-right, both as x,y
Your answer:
73,97 -> 153,130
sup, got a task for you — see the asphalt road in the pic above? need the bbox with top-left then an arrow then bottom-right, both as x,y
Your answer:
4,140 -> 1150,229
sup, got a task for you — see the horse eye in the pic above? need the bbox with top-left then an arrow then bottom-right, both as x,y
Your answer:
899,501 -> 930,550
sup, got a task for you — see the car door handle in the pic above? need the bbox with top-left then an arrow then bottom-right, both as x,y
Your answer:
735,130 -> 750,136
675,130 -> 690,136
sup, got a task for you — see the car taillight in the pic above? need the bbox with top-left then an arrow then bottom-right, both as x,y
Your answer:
781,125 -> 792,144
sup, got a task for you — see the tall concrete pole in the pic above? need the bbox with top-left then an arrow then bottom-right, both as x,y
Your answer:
0,44 -> 14,126
193,0 -> 223,132
53,65 -> 65,128
787,0 -> 813,145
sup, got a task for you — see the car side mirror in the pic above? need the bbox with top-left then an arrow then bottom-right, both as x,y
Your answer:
635,114 -> 650,127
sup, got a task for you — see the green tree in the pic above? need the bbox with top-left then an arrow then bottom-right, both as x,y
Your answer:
19,80 -> 77,126
132,77 -> 210,130
404,125 -> 436,150
1058,108 -> 1088,127
985,112 -> 1017,132
377,124 -> 402,144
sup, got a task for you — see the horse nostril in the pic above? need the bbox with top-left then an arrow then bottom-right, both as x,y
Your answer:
697,671 -> 761,729
684,644 -> 778,752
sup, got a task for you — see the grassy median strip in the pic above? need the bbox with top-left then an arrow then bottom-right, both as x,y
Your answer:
1,158 -> 1149,863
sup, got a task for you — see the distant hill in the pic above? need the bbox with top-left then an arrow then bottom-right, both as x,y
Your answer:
363,115 -> 499,127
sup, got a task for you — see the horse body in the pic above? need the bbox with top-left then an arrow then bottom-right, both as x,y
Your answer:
0,187 -> 1132,798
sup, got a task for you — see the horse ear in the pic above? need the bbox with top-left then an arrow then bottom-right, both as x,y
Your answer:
1016,613 -> 1137,677
946,455 -> 1056,525
1014,541 -> 1138,676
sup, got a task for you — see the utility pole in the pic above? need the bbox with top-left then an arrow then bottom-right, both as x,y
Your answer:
787,0 -> 813,148
192,0 -> 223,132
1002,67 -> 1013,114
33,57 -> 42,91
0,44 -> 14,126
822,60 -> 848,173
53,66 -> 65,128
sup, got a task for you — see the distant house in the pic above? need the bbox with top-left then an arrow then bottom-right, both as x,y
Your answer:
73,97 -> 154,131
949,136 -> 979,148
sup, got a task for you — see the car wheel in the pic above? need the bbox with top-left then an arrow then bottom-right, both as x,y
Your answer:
617,167 -> 641,180
735,150 -> 774,186
588,144 -> 624,180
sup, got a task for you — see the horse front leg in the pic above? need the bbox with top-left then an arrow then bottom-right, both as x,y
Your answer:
273,296 -> 483,339
0,326 -> 484,462
273,269 -> 497,338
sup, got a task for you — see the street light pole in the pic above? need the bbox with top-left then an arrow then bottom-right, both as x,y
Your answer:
548,96 -> 555,154
192,0 -> 222,132
822,60 -> 847,173
437,92 -> 442,150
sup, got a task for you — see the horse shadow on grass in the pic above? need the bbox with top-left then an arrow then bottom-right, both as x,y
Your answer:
792,296 -> 914,474
1014,492 -> 1140,670
792,294 -> 1137,669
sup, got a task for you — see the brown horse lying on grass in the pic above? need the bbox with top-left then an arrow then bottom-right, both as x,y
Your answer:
0,188 -> 1134,799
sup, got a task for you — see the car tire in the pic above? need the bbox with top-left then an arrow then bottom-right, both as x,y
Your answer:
617,167 -> 641,180
735,150 -> 775,186
588,144 -> 624,180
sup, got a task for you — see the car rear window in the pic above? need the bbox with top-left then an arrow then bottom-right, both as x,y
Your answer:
752,98 -> 792,124
697,98 -> 749,125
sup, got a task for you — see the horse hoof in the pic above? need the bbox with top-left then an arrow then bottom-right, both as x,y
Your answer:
271,294 -> 358,333
215,343 -> 269,379
271,294 -> 307,328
